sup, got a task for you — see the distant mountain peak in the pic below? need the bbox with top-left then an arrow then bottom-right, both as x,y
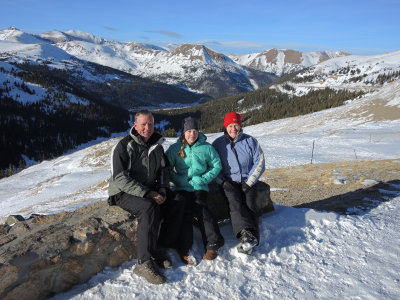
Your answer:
123,41 -> 167,52
64,29 -> 105,44
169,43 -> 233,66
0,27 -> 47,44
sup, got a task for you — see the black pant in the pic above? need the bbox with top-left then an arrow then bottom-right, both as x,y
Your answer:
158,190 -> 186,250
172,190 -> 224,252
222,181 -> 260,241
115,192 -> 184,262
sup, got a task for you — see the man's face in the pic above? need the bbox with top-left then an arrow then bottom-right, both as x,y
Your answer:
134,114 -> 154,142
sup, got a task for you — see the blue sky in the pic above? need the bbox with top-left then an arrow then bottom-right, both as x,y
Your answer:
1,0 -> 399,55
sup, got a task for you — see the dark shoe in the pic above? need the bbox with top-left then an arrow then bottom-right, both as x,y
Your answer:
178,249 -> 196,265
203,249 -> 219,260
133,260 -> 166,284
153,250 -> 172,269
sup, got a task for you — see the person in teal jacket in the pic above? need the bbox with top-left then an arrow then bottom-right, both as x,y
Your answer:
165,116 -> 224,264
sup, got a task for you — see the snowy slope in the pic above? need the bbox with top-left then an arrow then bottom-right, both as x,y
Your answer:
0,27 -> 48,44
1,77 -> 399,299
0,39 -> 76,65
298,50 -> 400,87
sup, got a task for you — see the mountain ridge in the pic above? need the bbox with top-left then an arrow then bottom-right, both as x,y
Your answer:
0,27 -> 350,98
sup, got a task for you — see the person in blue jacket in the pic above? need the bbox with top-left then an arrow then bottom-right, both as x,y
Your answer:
212,112 -> 265,254
166,116 -> 224,263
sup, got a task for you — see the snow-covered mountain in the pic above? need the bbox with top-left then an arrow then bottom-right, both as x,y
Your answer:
54,35 -> 278,99
230,49 -> 350,76
4,27 -> 357,99
0,27 -> 278,99
0,29 -> 205,108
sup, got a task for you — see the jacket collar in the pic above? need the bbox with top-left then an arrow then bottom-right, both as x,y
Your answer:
177,132 -> 207,147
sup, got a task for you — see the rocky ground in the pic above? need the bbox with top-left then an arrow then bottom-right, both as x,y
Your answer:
264,158 -> 400,214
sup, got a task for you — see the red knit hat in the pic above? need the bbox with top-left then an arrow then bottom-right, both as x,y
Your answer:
224,112 -> 242,128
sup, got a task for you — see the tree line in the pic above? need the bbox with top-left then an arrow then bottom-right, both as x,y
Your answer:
152,86 -> 365,135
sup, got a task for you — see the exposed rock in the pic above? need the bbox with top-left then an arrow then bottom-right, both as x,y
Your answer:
0,202 -> 137,300
0,185 -> 273,300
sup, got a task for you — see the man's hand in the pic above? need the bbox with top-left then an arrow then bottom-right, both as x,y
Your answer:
158,187 -> 166,198
222,179 -> 235,192
145,190 -> 166,205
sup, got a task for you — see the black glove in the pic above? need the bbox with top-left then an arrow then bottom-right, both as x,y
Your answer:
222,179 -> 235,192
241,182 -> 251,193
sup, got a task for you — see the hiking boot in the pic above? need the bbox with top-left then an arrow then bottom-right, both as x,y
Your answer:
178,249 -> 196,265
237,229 -> 258,254
203,249 -> 219,260
153,249 -> 172,269
240,229 -> 258,247
133,260 -> 166,284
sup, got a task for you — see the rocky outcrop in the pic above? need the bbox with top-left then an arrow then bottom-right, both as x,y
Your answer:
0,202 -> 137,300
0,182 -> 273,300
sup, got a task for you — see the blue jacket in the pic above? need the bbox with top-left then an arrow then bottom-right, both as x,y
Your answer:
166,132 -> 222,192
212,131 -> 265,187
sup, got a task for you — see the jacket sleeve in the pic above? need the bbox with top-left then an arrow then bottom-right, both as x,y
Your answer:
198,145 -> 222,184
112,142 -> 150,197
245,138 -> 265,187
211,139 -> 226,185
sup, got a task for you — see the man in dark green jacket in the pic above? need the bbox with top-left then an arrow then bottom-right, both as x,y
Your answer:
108,110 -> 171,285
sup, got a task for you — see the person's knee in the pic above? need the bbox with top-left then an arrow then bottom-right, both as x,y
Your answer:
226,194 -> 244,210
139,200 -> 160,219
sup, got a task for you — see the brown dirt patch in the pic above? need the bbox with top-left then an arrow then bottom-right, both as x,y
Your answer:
263,158 -> 400,214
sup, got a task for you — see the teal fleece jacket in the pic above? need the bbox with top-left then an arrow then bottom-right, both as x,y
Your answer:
166,132 -> 222,192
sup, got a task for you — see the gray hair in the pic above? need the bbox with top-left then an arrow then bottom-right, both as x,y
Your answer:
134,110 -> 154,123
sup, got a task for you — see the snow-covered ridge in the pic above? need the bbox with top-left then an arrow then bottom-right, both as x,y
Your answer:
229,49 -> 351,76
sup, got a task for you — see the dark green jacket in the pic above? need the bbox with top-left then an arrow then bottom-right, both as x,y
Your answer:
108,127 -> 168,198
